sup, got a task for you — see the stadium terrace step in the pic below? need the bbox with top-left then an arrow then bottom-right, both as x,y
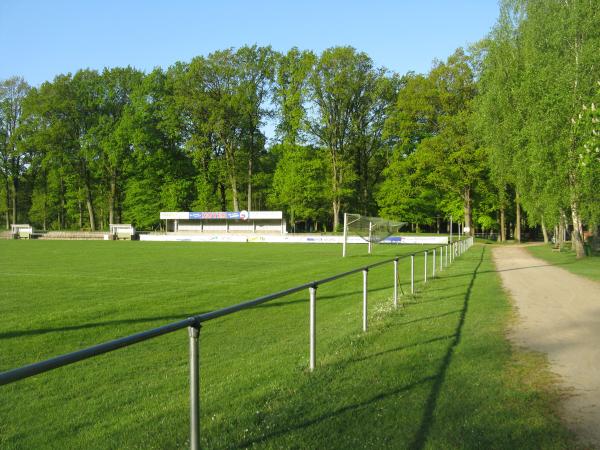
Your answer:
35,231 -> 106,240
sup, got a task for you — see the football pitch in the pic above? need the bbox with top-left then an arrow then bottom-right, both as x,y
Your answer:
0,241 -> 575,448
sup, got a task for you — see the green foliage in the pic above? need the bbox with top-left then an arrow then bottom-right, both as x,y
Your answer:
268,143 -> 329,227
4,21 -> 600,242
572,85 -> 600,225
379,49 -> 487,232
274,48 -> 316,144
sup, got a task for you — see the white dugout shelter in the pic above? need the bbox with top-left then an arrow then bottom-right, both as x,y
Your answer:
160,211 -> 286,234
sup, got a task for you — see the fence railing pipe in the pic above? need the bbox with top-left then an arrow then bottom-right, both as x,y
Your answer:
362,269 -> 368,332
309,286 -> 316,371
0,317 -> 195,386
189,324 -> 200,450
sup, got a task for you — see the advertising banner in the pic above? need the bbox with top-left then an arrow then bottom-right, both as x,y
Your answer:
162,210 -> 254,220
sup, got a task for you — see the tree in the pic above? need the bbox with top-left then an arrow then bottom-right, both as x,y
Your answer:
92,67 -> 144,226
122,67 -> 193,229
0,76 -> 30,227
306,47 -> 384,230
268,143 -> 328,230
516,0 -> 600,257
236,45 -> 276,211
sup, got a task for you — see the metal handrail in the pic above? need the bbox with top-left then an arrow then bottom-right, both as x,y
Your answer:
0,236 -> 474,449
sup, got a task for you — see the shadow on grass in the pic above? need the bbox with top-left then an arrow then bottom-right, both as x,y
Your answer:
0,314 -> 201,340
418,260 -> 575,296
409,246 -> 486,450
254,284 -> 394,309
336,334 -> 457,369
234,376 -> 436,449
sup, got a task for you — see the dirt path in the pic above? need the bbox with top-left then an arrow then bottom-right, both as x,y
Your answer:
493,245 -> 600,447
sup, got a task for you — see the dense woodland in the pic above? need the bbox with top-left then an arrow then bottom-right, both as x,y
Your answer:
1,0 -> 599,257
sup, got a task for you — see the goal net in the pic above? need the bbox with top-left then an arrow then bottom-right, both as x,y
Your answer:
343,213 -> 407,256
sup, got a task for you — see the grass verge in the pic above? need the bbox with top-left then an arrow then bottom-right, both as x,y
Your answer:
0,241 -> 576,448
526,244 -> 600,283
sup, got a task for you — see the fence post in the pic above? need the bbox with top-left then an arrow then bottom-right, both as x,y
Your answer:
432,249 -> 436,279
445,244 -> 448,267
393,259 -> 398,309
309,285 -> 316,371
362,269 -> 368,331
342,213 -> 347,257
189,323 -> 200,450
440,247 -> 443,271
424,251 -> 428,283
411,254 -> 415,294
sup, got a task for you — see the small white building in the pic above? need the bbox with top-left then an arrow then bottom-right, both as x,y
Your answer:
11,224 -> 33,239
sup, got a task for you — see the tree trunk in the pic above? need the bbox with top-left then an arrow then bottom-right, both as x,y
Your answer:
109,171 -> 117,225
570,200 -> 586,258
231,178 -> 239,211
84,185 -> 95,231
558,213 -> 566,246
592,224 -> 600,252
219,183 -> 227,211
332,199 -> 340,232
247,157 -> 252,211
541,217 -> 549,244
42,174 -> 48,231
59,177 -> 66,229
78,196 -> 83,230
224,141 -> 239,211
500,207 -> 506,242
11,177 -> 18,225
4,177 -> 9,229
515,191 -> 521,243
463,186 -> 473,236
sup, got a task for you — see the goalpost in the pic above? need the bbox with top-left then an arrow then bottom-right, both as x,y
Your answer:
342,213 -> 406,256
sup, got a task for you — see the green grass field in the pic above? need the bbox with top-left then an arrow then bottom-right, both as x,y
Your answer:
526,244 -> 600,282
0,241 -> 576,449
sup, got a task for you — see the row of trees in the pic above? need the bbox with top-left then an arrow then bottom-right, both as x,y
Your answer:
477,0 -> 600,257
1,0 -> 599,257
0,46 -> 397,233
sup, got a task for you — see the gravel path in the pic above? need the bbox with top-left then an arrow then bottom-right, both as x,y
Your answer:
493,245 -> 600,447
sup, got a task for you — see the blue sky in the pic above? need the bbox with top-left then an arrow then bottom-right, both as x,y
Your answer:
0,0 -> 499,86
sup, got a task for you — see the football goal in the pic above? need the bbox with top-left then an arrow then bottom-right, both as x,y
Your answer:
342,213 -> 406,256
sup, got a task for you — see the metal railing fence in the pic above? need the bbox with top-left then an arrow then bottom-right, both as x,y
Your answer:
0,237 -> 474,449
